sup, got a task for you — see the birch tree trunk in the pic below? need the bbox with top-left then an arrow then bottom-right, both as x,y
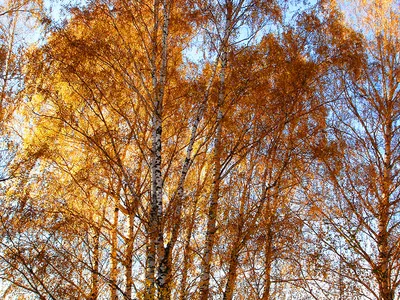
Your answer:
145,0 -> 169,298
376,117 -> 394,300
125,212 -> 134,299
179,204 -> 197,300
262,226 -> 274,300
0,8 -> 17,116
110,205 -> 119,300
90,228 -> 100,300
222,243 -> 240,300
199,41 -> 228,300
157,44 -> 221,300
223,169 -> 254,300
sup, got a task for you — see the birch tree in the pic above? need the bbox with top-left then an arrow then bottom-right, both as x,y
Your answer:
311,0 -> 400,298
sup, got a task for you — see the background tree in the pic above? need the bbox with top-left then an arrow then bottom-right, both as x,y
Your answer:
0,0 -> 398,299
309,0 -> 400,299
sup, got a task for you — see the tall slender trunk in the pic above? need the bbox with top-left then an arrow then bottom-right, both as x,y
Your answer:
0,9 -> 17,122
198,2 -> 235,295
223,173 -> 253,300
145,109 -> 162,299
376,119 -> 394,300
125,212 -> 134,299
199,43 -> 227,300
262,226 -> 274,300
145,0 -> 169,298
157,32 -> 222,300
179,199 -> 198,300
90,228 -> 100,300
222,243 -> 240,300
110,206 -> 119,300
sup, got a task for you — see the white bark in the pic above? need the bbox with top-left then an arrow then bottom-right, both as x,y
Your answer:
199,41 -> 227,300
145,0 -> 170,298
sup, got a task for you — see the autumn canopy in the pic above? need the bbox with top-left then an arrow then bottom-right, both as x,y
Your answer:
0,0 -> 399,299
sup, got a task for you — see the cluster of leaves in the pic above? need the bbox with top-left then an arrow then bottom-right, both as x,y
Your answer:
0,0 -> 399,299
